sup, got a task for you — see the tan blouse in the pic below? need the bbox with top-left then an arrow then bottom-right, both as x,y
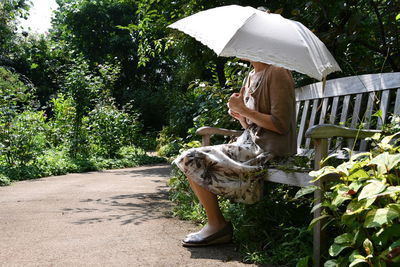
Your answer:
244,65 -> 297,157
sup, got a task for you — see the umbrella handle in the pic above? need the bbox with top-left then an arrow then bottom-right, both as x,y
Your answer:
322,76 -> 327,94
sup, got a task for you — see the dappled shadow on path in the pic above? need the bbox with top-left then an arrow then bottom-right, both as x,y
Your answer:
63,191 -> 173,225
186,244 -> 242,263
62,174 -> 173,226
187,245 -> 276,266
111,165 -> 171,178
186,241 -> 280,267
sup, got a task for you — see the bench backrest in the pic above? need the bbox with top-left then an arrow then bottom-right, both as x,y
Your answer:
295,72 -> 400,156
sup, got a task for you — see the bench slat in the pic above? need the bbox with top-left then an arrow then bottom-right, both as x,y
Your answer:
395,88 -> 400,115
297,100 -> 310,147
264,169 -> 311,187
350,94 -> 363,126
305,99 -> 319,148
318,98 -> 329,124
296,72 -> 400,101
328,96 -> 339,150
348,94 -> 364,150
378,90 -> 390,128
329,96 -> 339,124
337,95 -> 351,149
360,91 -> 376,151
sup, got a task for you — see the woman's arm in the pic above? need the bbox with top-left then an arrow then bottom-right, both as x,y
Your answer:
228,87 -> 282,134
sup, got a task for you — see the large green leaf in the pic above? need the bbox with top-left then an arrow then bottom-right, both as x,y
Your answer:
329,243 -> 350,257
364,206 -> 400,228
349,180 -> 364,193
308,214 -> 331,230
350,152 -> 372,162
294,185 -> 318,199
310,166 -> 338,181
378,132 -> 400,151
349,259 -> 367,267
348,249 -> 366,263
348,169 -> 369,181
333,186 -> 352,206
334,233 -> 353,244
346,198 -> 375,215
358,180 -> 386,200
324,260 -> 338,267
369,152 -> 400,175
374,186 -> 400,198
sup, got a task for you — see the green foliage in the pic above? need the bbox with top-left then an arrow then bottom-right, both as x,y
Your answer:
157,60 -> 249,157
0,173 -> 11,186
0,67 -> 44,167
47,93 -> 75,148
0,146 -> 165,185
307,121 -> 400,266
88,102 -> 142,158
1,110 -> 48,167
0,0 -> 30,56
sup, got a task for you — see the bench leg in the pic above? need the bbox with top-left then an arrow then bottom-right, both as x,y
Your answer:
313,179 -> 327,267
201,134 -> 210,146
313,138 -> 328,267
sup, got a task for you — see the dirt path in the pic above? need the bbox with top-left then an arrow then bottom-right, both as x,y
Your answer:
0,164 -> 259,266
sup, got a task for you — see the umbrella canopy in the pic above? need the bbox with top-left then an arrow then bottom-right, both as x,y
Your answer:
168,5 -> 341,81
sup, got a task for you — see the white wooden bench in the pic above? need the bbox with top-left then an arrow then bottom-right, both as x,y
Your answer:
195,72 -> 400,266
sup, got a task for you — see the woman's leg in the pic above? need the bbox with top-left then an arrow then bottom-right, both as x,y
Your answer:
187,176 -> 227,236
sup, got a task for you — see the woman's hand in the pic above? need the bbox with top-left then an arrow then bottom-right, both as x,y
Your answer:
228,87 -> 247,114
228,109 -> 245,121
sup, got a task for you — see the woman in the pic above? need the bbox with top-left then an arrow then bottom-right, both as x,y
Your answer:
173,60 -> 297,247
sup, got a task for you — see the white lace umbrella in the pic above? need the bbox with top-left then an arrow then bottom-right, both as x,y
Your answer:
168,5 -> 341,81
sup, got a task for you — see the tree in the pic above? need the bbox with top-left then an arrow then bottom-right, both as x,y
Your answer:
0,0 -> 30,65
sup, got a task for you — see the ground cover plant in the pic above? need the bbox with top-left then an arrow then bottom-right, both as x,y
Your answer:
298,117 -> 400,266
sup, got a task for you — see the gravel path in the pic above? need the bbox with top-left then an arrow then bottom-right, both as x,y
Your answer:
0,164 -> 258,267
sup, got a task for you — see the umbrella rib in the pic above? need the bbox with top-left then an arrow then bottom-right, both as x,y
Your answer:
218,13 -> 258,56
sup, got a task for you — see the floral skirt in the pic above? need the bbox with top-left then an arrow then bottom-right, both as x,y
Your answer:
173,127 -> 276,204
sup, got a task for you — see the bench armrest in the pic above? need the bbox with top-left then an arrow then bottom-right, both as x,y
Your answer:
196,126 -> 243,137
305,124 -> 381,139
196,126 -> 243,146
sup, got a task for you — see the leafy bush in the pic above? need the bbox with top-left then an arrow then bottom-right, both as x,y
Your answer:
88,102 -> 142,158
1,110 -> 48,167
0,173 -> 11,186
157,60 -> 249,157
47,93 -> 75,149
308,128 -> 400,266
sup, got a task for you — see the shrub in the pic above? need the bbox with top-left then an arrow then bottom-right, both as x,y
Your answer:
47,93 -> 75,149
157,60 -> 248,157
307,127 -> 400,266
1,110 -> 48,167
88,102 -> 142,158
